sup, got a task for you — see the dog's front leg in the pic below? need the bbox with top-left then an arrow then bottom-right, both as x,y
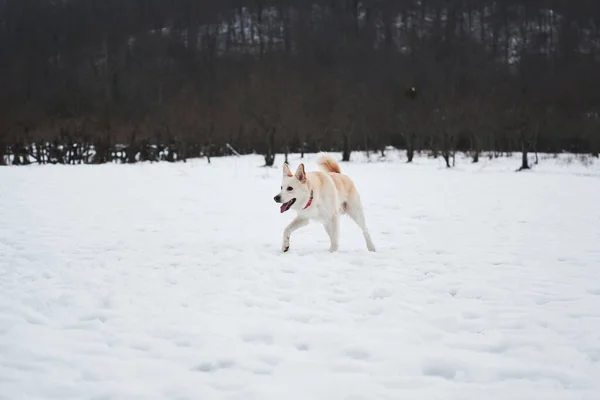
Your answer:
282,217 -> 309,252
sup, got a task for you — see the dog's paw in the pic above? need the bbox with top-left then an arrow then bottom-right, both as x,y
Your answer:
366,238 -> 376,252
282,245 -> 289,253
328,244 -> 339,253
282,238 -> 290,252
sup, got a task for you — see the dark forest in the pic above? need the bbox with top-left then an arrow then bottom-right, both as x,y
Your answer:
1,0 -> 599,168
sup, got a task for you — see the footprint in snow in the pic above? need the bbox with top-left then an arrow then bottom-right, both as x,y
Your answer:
422,360 -> 457,380
192,359 -> 235,373
370,288 -> 392,299
242,333 -> 273,345
344,348 -> 370,361
295,343 -> 310,351
462,310 -> 481,320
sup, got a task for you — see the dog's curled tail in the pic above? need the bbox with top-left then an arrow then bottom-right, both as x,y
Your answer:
316,152 -> 341,174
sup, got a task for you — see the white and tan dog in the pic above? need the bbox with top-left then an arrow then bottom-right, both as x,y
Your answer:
274,152 -> 376,253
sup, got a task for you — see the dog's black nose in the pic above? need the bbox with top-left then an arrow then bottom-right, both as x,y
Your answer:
274,195 -> 281,203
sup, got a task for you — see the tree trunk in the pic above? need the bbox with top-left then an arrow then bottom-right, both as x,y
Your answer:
406,147 -> 414,162
519,149 -> 529,170
0,140 -> 5,165
441,130 -> 451,167
204,142 -> 212,164
518,132 -> 530,171
264,129 -> 276,166
342,133 -> 351,162
471,134 -> 480,163
264,153 -> 275,166
12,145 -> 21,165
127,131 -> 137,163
405,132 -> 415,162
442,151 -> 451,168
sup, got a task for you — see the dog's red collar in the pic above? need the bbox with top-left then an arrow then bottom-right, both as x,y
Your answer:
303,190 -> 314,209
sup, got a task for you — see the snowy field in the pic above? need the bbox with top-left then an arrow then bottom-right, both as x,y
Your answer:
1,151 -> 600,400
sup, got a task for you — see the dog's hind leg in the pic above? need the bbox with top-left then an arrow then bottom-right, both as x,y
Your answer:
282,217 -> 309,252
324,214 -> 340,252
345,195 -> 376,252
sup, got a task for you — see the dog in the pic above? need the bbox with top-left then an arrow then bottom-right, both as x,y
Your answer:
273,152 -> 376,253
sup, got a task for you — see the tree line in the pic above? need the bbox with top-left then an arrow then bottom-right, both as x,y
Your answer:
1,0 -> 599,169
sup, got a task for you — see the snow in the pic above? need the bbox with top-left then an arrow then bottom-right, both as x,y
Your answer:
1,151 -> 600,400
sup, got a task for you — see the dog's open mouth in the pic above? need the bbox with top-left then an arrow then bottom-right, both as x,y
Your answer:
280,198 -> 296,213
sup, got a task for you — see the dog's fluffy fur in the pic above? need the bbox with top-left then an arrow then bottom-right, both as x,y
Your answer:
273,152 -> 376,253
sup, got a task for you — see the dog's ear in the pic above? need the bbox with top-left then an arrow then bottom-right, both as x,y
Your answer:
295,163 -> 306,183
282,162 -> 293,177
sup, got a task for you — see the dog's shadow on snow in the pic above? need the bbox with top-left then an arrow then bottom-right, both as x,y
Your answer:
271,247 -> 379,257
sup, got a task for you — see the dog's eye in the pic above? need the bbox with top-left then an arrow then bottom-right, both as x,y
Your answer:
287,186 -> 293,191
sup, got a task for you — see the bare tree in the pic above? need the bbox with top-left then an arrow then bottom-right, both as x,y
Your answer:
0,0 -> 599,165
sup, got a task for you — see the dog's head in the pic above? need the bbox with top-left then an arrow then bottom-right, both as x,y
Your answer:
273,162 -> 310,213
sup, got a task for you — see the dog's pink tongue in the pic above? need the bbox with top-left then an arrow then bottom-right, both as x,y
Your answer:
280,203 -> 287,213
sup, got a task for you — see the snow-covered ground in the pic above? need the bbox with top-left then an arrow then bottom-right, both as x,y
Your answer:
1,151 -> 600,400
